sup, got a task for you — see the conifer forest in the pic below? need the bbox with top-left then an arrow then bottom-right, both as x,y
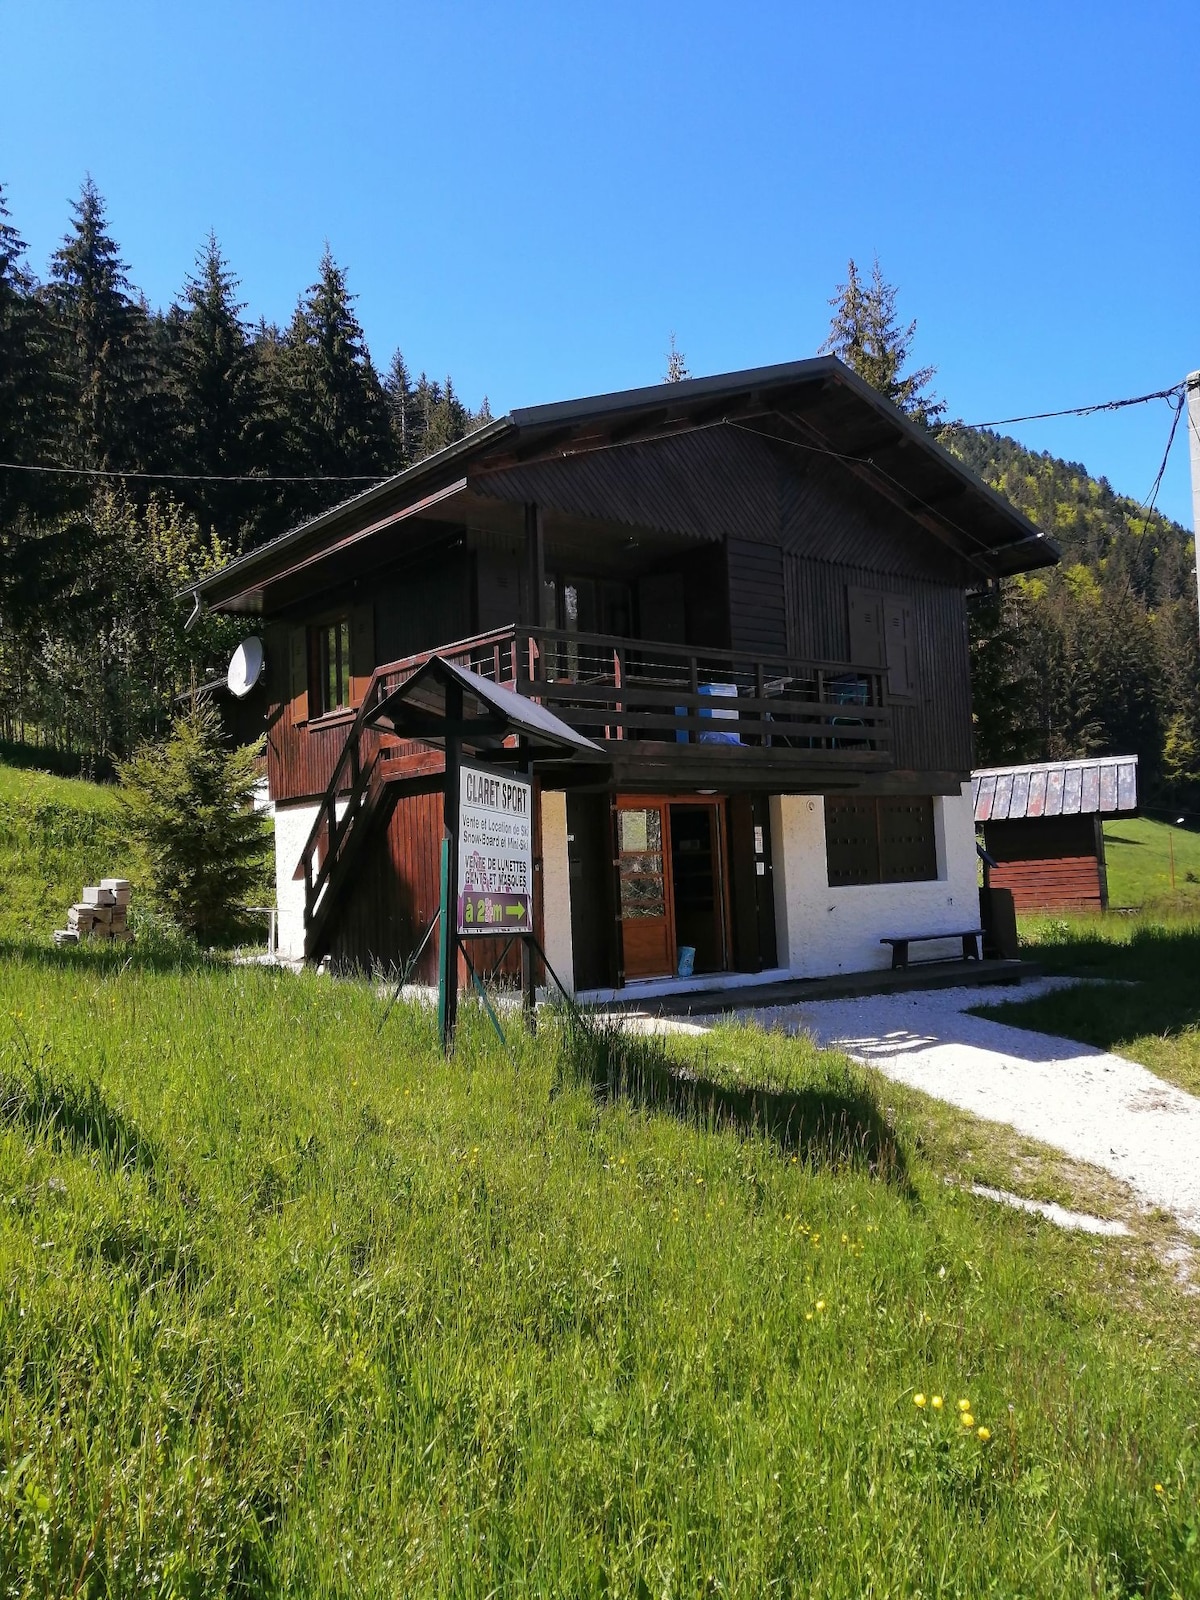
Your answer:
1,183 -> 1197,815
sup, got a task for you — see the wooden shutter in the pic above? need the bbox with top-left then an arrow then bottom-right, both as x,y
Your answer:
289,626 -> 309,724
824,796 -> 881,886
847,587 -> 886,668
878,797 -> 936,883
883,597 -> 917,699
349,601 -> 375,705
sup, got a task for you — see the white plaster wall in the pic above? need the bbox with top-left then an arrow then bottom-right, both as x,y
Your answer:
539,791 -> 574,994
273,801 -> 321,960
771,783 -> 978,977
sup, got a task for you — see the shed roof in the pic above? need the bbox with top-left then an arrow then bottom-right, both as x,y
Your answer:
368,656 -> 608,763
972,756 -> 1138,823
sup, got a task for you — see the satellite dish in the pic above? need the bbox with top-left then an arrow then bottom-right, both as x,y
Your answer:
227,637 -> 265,699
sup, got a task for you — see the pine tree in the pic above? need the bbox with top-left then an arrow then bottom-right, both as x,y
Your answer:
49,177 -> 148,470
280,247 -> 395,517
0,184 -> 70,524
119,695 -> 269,943
383,348 -> 415,465
664,332 -> 690,383
820,257 -> 944,427
172,234 -> 263,541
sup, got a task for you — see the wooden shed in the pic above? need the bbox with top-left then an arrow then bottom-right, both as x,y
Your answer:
972,756 -> 1138,912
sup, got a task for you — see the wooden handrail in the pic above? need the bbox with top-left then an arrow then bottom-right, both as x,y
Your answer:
296,618 -> 895,947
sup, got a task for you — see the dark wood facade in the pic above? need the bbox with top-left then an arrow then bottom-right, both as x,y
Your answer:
983,816 -> 1109,912
193,358 -> 1056,979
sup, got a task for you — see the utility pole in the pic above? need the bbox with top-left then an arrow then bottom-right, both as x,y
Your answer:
1187,372 -> 1200,645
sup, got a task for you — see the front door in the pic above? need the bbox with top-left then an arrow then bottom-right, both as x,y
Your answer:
616,802 -> 673,980
615,796 -> 730,982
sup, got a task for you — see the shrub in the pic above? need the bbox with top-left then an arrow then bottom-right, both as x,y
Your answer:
119,698 -> 269,944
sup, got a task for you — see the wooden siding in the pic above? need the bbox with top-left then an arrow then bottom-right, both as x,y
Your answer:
727,539 -> 787,656
983,816 -> 1107,912
785,558 -> 973,774
988,858 -> 1104,912
327,785 -> 533,981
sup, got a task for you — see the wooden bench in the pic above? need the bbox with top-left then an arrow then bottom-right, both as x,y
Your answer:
881,930 -> 983,970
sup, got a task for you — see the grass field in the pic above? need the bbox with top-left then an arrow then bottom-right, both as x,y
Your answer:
1103,816 -> 1200,914
978,914 -> 1200,1100
0,760 -> 126,943
1,942 -> 1198,1596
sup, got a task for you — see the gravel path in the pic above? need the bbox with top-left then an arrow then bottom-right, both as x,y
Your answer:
704,978 -> 1200,1235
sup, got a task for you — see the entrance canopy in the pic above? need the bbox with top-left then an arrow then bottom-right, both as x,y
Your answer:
368,654 -> 609,763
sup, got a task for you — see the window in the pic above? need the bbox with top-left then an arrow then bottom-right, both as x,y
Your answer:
316,616 -> 351,715
847,586 -> 917,700
825,795 -> 937,885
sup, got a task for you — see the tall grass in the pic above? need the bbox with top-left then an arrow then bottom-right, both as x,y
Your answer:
0,947 -> 1197,1595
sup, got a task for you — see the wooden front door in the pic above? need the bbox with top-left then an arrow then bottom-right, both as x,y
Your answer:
616,801 -> 674,980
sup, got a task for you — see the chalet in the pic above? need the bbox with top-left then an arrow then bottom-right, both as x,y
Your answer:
187,357 -> 1057,995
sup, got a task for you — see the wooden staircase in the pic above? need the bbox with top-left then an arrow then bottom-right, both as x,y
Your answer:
295,628 -> 524,961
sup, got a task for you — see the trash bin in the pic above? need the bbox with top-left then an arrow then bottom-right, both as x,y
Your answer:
677,945 -> 696,977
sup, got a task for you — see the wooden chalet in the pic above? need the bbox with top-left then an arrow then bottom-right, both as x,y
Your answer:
188,357 -> 1058,994
974,755 -> 1138,912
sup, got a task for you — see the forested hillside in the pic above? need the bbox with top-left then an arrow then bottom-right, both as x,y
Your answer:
941,425 -> 1200,810
0,179 -> 488,765
2,197 -> 1197,810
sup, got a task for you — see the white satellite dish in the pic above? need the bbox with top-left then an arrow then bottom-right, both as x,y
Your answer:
227,636 -> 265,699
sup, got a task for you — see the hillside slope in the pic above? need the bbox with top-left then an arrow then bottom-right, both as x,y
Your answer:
0,761 -> 127,941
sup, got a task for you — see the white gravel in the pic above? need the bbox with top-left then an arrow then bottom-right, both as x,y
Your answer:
667,978 -> 1200,1235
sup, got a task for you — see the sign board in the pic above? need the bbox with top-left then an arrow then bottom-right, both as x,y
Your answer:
456,762 -> 533,935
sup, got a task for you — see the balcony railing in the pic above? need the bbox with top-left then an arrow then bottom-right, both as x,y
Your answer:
298,624 -> 891,951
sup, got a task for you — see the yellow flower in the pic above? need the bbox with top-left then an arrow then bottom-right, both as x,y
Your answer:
961,1413 -> 975,1429
805,1311 -> 813,1321
931,1396 -> 944,1410
1155,1483 -> 1165,1495
977,1427 -> 991,1442
913,1393 -> 927,1408
815,1300 -> 826,1312
958,1398 -> 971,1412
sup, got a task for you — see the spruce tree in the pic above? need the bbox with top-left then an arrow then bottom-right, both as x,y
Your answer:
172,234 -> 262,541
49,177 -> 148,470
820,257 -> 944,427
119,695 -> 269,943
281,248 -> 395,517
0,185 -> 69,523
664,332 -> 690,382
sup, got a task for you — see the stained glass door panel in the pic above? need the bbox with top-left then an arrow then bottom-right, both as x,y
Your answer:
616,803 -> 674,979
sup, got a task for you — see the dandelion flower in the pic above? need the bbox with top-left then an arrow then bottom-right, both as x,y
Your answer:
913,1393 -> 927,1408
931,1396 -> 943,1410
958,1398 -> 971,1412
1155,1483 -> 1165,1495
815,1300 -> 826,1312
977,1427 -> 991,1442
961,1413 -> 975,1429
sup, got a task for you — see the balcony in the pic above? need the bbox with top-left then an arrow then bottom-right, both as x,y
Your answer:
362,624 -> 891,784
297,624 -> 892,956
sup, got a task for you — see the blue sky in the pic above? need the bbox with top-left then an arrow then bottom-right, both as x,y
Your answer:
3,1 -> 1197,525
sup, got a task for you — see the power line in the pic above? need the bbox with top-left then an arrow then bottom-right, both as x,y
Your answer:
0,460 -> 389,485
963,383 -> 1186,430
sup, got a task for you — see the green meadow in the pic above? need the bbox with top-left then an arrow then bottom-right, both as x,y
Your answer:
1103,816 -> 1200,915
0,942 -> 1197,1598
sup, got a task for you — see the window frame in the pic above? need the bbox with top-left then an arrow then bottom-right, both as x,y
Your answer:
311,614 -> 353,720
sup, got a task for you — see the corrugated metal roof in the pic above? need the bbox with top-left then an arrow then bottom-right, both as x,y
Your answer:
368,656 -> 608,761
972,756 -> 1138,822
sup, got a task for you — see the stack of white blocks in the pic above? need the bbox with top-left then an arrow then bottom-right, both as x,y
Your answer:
54,879 -> 133,946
